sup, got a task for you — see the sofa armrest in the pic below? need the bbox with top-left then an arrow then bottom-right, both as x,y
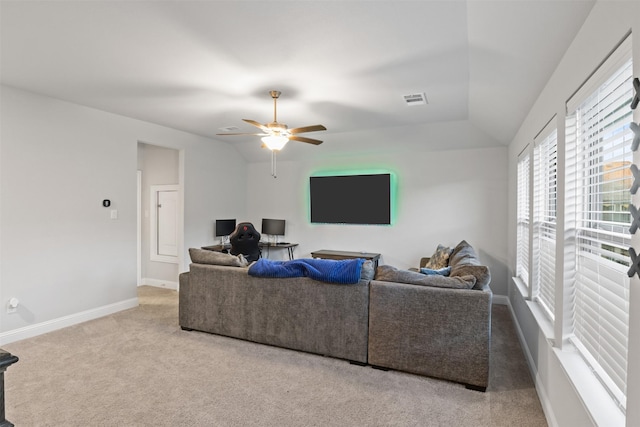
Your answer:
368,280 -> 492,389
407,257 -> 430,271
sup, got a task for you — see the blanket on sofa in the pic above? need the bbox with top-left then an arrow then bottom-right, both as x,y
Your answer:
248,258 -> 365,284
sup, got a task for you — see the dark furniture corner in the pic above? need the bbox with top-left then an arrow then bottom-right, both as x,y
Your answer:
0,349 -> 19,427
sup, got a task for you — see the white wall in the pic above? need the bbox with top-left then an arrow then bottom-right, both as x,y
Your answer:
246,143 -> 509,296
507,2 -> 640,426
0,85 -> 247,343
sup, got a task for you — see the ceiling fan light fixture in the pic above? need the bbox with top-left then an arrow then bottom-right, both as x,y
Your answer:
262,135 -> 289,151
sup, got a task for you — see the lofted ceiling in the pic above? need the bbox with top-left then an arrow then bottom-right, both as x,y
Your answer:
0,0 -> 595,162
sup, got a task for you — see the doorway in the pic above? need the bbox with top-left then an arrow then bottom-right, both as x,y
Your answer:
137,143 -> 183,289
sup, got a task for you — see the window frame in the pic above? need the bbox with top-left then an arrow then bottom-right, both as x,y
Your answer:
563,35 -> 633,409
532,120 -> 558,322
516,146 -> 531,290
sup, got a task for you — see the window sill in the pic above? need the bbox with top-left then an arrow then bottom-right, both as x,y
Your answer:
510,276 -> 625,426
512,275 -> 529,299
512,276 -> 554,341
554,345 -> 625,427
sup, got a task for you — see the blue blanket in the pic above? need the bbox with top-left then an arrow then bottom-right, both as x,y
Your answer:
248,257 -> 365,284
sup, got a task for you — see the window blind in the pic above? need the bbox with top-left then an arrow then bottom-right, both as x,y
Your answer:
565,36 -> 633,407
517,148 -> 530,287
533,126 -> 557,321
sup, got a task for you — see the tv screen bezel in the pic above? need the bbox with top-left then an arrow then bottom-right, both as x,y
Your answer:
309,173 -> 392,225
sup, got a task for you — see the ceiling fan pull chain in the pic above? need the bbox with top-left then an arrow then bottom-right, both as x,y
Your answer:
271,150 -> 277,178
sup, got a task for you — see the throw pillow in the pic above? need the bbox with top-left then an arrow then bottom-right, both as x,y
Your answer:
188,248 -> 249,267
419,266 -> 451,276
449,240 -> 478,267
424,244 -> 453,269
360,260 -> 375,280
449,241 -> 491,290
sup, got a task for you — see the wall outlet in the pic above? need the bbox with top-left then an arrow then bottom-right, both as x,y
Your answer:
7,297 -> 19,314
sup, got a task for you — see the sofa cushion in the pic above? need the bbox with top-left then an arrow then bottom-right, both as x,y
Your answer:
375,265 -> 476,289
189,248 -> 249,267
449,240 -> 491,290
424,244 -> 453,269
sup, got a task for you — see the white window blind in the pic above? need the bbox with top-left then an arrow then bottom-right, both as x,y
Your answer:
516,148 -> 530,287
533,125 -> 557,321
565,35 -> 633,408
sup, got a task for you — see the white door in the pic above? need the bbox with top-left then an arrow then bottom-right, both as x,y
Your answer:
157,190 -> 178,257
150,184 -> 180,264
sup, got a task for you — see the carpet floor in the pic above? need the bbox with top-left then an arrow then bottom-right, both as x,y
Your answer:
3,286 -> 547,426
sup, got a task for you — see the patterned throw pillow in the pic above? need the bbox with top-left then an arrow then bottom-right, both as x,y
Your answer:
424,244 -> 452,269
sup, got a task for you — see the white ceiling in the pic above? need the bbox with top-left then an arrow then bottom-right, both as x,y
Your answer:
0,0 -> 595,162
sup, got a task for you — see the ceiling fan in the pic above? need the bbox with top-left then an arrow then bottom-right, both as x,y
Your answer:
217,90 -> 327,151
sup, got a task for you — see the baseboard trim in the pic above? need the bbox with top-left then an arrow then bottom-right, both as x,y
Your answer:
534,369 -> 558,427
139,278 -> 178,290
492,294 -> 508,305
505,299 -> 538,390
0,297 -> 139,346
505,297 -> 557,427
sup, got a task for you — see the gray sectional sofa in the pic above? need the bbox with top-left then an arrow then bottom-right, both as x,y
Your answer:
179,240 -> 492,390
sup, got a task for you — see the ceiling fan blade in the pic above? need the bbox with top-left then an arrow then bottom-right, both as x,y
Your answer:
216,132 -> 267,136
289,124 -> 327,134
289,135 -> 323,145
243,119 -> 269,131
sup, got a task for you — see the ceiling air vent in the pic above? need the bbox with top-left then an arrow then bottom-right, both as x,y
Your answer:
403,93 -> 428,106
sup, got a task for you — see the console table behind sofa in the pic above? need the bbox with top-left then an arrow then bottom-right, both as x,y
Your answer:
311,249 -> 381,269
202,243 -> 298,260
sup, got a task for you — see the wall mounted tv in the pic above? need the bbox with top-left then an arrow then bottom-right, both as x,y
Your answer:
309,173 -> 391,225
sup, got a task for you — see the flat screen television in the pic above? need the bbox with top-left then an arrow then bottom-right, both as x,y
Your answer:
215,219 -> 236,236
310,173 -> 391,225
262,218 -> 286,236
